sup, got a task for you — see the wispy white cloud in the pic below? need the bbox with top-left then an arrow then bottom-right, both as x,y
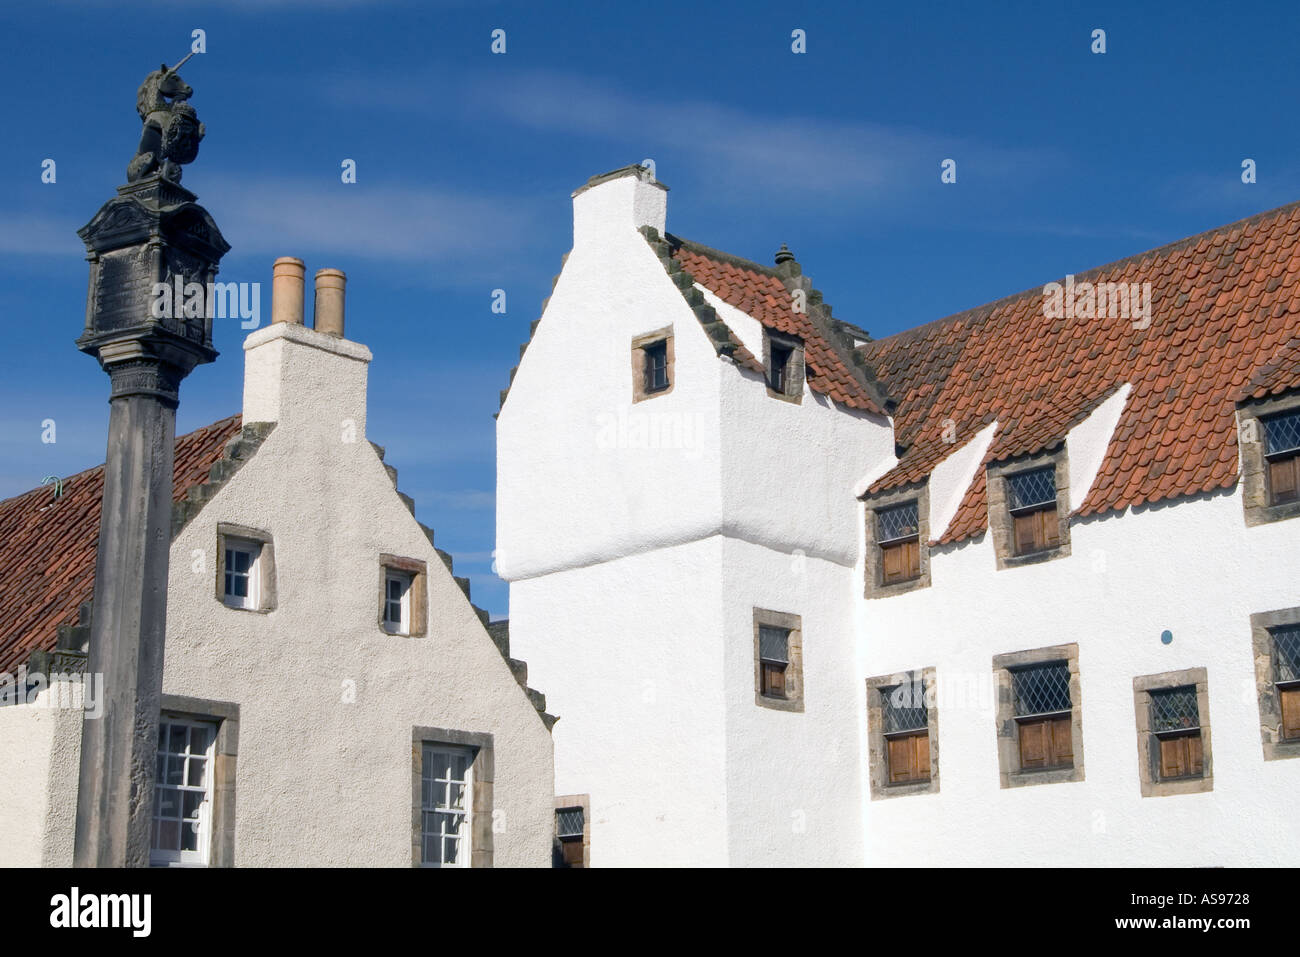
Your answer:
0,211 -> 85,257
202,176 -> 544,278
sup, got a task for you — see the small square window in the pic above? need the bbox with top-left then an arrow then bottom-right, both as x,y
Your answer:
763,331 -> 804,402
753,609 -> 803,711
222,539 -> 261,610
993,645 -> 1083,788
1006,467 -> 1059,556
632,327 -> 674,403
866,668 -> 939,798
379,555 -> 427,637
1133,668 -> 1212,796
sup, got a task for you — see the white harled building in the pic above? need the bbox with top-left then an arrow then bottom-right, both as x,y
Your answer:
497,165 -> 1300,866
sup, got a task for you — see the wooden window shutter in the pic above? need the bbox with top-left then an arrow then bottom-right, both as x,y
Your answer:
1040,506 -> 1060,548
1014,513 -> 1037,554
881,541 -> 904,583
1280,687 -> 1300,740
1049,715 -> 1072,766
902,539 -> 920,579
1158,736 -> 1186,779
1271,456 -> 1299,505
1018,720 -> 1047,769
886,731 -> 930,784
763,662 -> 786,698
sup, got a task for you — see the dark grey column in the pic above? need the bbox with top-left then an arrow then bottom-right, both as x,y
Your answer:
73,60 -> 228,866
75,364 -> 181,867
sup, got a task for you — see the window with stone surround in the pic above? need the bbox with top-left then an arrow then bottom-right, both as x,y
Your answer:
987,449 -> 1072,570
1133,668 -> 1212,797
215,524 -> 276,612
993,644 -> 1084,788
553,794 -> 590,869
379,554 -> 427,637
877,501 -> 921,585
152,695 -> 239,868
413,728 -> 494,868
631,326 -> 674,402
866,668 -> 939,798
763,329 -> 804,403
862,482 -> 931,598
1250,607 -> 1300,760
753,608 -> 803,712
1239,395 -> 1300,526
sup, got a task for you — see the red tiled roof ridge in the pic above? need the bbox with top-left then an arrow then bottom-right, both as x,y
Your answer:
866,197 -> 1300,351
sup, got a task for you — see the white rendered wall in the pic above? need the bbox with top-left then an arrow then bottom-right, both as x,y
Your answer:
859,487 -> 1300,866
721,541 -> 865,866
0,684 -> 81,867
508,538 -> 729,867
499,170 -> 895,865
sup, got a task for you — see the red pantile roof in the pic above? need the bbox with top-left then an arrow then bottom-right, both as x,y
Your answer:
0,415 -> 242,675
863,200 -> 1300,544
670,241 -> 888,414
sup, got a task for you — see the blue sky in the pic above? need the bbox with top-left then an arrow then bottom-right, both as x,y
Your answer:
1,0 -> 1297,616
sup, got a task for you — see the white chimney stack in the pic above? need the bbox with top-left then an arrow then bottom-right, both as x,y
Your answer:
571,165 -> 668,251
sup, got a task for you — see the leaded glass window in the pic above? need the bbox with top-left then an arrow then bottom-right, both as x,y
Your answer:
1006,467 -> 1057,512
1150,686 -> 1200,733
1263,409 -> 1300,456
1274,625 -> 1300,684
877,502 -> 919,544
556,807 -> 584,840
882,684 -> 927,734
1012,661 -> 1071,717
645,340 -> 669,393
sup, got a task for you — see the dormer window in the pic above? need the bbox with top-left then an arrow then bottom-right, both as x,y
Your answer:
1263,408 -> 1300,505
877,502 -> 920,584
763,330 -> 804,402
631,326 -> 674,402
1006,467 -> 1059,556
863,484 -> 931,597
769,343 -> 792,392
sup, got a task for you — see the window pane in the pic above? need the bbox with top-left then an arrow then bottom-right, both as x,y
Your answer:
758,626 -> 789,663
1263,409 -> 1300,456
1274,625 -> 1300,683
157,820 -> 180,852
556,808 -> 584,838
882,683 -> 927,733
1006,467 -> 1056,511
186,757 -> 207,789
1150,686 -> 1200,732
1012,662 -> 1071,716
877,502 -> 919,543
